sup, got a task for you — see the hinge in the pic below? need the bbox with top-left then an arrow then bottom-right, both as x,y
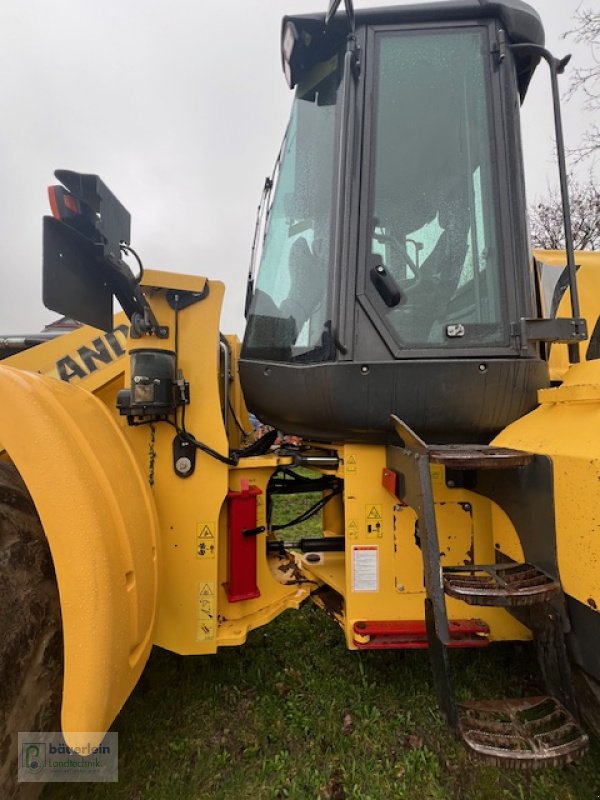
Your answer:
492,29 -> 507,65
509,321 -> 522,351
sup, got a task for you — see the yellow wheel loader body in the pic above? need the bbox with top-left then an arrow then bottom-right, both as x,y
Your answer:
494,359 -> 600,611
0,364 -> 159,748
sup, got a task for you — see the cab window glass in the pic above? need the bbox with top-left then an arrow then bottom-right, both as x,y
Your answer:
369,29 -> 506,347
244,56 -> 341,361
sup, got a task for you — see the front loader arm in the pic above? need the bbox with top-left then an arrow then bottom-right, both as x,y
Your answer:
0,364 -> 159,748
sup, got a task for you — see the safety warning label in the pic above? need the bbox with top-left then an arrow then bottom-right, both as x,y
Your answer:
365,505 -> 382,520
352,545 -> 379,592
196,522 -> 216,559
196,581 -> 216,641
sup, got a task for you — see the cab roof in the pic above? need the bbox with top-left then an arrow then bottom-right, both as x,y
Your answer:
283,0 -> 545,98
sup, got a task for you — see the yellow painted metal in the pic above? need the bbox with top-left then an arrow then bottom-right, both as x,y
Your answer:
0,266 -> 311,748
0,364 -> 159,749
142,270 -> 208,293
301,444 -> 529,646
116,272 -> 310,653
218,460 -> 311,645
118,273 -> 228,655
533,249 -> 600,381
0,313 -> 129,414
494,358 -> 600,614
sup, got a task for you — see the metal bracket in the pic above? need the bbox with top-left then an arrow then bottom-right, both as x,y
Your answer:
386,417 -> 450,644
173,434 -> 196,478
166,285 -> 210,311
520,317 -> 587,345
386,415 -> 456,728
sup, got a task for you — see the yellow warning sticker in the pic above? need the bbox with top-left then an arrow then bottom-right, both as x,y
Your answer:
366,521 -> 382,539
366,505 -> 382,520
347,518 -> 359,539
196,581 -> 216,641
346,454 -> 358,474
365,505 -> 383,538
196,522 -> 216,559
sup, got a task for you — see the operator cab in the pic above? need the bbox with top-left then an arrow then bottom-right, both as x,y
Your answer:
240,0 -> 584,443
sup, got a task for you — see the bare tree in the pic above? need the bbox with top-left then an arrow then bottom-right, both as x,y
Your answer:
530,180 -> 600,250
566,6 -> 600,160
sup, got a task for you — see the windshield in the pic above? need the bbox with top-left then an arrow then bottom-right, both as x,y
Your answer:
366,28 -> 507,349
243,54 -> 342,362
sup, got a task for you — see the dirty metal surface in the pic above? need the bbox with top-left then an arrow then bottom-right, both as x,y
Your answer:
429,446 -> 533,470
443,563 -> 560,607
459,696 -> 589,769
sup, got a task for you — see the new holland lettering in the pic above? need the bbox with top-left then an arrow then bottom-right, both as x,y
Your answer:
55,324 -> 129,383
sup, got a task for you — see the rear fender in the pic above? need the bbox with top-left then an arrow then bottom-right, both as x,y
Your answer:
0,365 -> 159,748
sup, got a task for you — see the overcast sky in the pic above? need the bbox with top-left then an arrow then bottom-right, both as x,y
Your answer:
1,0 -> 597,336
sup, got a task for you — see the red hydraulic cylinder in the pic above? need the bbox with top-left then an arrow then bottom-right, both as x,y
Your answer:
225,480 -> 262,602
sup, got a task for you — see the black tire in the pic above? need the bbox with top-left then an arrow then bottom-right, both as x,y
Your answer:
0,462 -> 62,799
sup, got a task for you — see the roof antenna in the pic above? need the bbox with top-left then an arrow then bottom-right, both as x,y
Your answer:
325,0 -> 355,34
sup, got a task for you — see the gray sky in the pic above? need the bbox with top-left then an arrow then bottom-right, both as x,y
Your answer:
1,0 -> 597,336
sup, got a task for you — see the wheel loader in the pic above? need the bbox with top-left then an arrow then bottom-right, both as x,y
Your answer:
2,0 -> 600,788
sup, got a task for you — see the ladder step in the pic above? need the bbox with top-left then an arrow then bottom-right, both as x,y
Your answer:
428,445 -> 533,470
459,697 -> 589,769
353,618 -> 489,650
443,563 -> 560,606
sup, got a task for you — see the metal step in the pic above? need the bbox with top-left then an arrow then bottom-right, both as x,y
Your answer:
443,563 -> 560,607
428,445 -> 533,470
353,618 -> 490,650
459,697 -> 589,769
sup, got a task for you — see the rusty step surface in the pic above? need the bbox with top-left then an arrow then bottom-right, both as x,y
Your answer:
443,563 -> 560,607
352,619 -> 490,650
428,445 -> 533,470
459,697 -> 589,769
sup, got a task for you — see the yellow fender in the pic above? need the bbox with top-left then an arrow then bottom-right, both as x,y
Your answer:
0,365 -> 159,748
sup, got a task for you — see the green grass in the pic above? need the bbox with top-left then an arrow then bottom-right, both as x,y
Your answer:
44,487 -> 600,800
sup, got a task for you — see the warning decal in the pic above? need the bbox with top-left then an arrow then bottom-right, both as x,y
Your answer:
365,504 -> 383,538
196,581 -> 216,641
196,522 -> 216,559
352,545 -> 379,592
346,455 -> 358,475
347,519 -> 359,539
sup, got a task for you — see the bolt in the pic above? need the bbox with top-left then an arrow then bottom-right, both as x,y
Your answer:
360,365 -> 369,374
175,456 -> 192,474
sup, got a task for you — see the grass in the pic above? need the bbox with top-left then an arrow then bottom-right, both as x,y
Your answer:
43,484 -> 600,800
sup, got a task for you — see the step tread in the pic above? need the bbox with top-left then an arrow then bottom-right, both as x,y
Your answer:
428,445 -> 533,470
459,696 -> 589,769
443,562 -> 560,607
